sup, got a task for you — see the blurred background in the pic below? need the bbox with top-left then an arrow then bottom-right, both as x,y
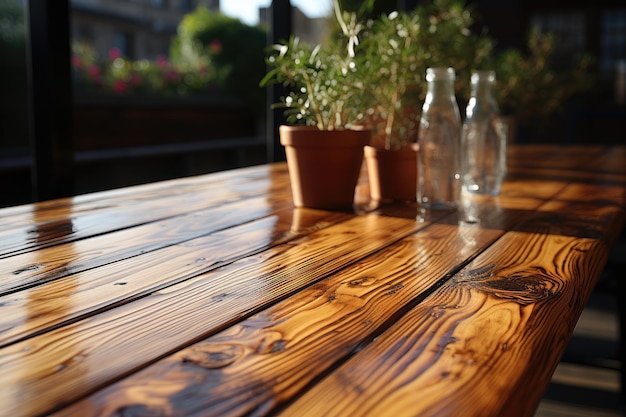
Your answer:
1,0 -> 625,208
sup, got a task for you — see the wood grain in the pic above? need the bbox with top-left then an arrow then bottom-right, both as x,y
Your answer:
48,189 -> 556,417
0,163 -> 286,227
586,146 -> 626,182
52,217 -> 505,417
0,208 -> 353,347
0,214 -> 426,417
281,231 -> 609,417
0,200 -> 346,296
506,146 -> 626,185
0,164 -> 291,257
0,144 -> 623,417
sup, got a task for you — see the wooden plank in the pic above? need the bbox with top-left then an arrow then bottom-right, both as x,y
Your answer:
499,179 -> 568,203
587,146 -> 626,179
1,144 -> 622,417
0,202 -> 348,296
51,216 -> 506,417
550,182 -> 626,209
0,207 -> 353,347
281,231 -> 610,417
46,193 -> 548,416
514,204 -> 625,243
364,179 -> 569,226
508,167 -> 626,186
526,182 -> 626,244
12,162 -> 285,212
495,177 -> 625,244
506,145 -> 626,186
0,165 -> 290,237
0,214 -> 430,417
0,167 -> 293,258
506,145 -> 606,171
0,163 -> 288,231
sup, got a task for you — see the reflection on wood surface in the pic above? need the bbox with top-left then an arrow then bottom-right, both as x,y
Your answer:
0,144 -> 622,417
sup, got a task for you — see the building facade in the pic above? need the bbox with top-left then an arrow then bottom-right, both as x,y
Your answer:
70,0 -> 219,60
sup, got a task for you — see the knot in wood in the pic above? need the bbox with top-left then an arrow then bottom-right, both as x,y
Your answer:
182,344 -> 243,369
256,331 -> 288,354
458,264 -> 559,305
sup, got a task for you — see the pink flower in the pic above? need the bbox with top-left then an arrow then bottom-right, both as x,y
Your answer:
209,39 -> 222,55
71,55 -> 83,68
164,69 -> 179,83
113,79 -> 127,93
129,73 -> 142,86
87,65 -> 101,80
156,55 -> 169,69
109,47 -> 122,60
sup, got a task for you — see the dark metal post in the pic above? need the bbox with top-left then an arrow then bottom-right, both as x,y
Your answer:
25,0 -> 75,201
266,0 -> 291,163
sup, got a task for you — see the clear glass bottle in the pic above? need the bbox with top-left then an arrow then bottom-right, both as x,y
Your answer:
461,70 -> 507,196
417,67 -> 462,209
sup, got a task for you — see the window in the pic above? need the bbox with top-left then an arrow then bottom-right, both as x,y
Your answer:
602,9 -> 626,74
530,11 -> 587,54
0,0 -> 30,206
113,31 -> 134,59
180,0 -> 193,11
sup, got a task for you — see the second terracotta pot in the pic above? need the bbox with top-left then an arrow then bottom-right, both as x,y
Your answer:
280,125 -> 371,210
364,144 -> 418,202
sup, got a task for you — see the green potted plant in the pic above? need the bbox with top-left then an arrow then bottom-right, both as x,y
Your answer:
261,0 -> 497,206
354,0 -> 493,202
353,9 -> 422,202
260,14 -> 371,210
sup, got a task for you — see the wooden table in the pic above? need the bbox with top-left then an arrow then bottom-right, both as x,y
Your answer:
1,144 -> 624,417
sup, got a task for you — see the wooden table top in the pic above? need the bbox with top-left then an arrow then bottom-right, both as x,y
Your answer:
0,144 -> 624,417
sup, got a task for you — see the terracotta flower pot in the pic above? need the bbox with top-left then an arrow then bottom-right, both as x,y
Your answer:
279,125 -> 370,209
364,144 -> 419,202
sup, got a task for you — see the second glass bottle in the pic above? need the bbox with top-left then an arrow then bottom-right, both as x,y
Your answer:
417,67 -> 462,209
461,70 -> 507,196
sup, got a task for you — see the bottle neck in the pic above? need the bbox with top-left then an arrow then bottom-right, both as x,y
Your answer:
472,82 -> 493,99
425,67 -> 456,102
466,70 -> 499,116
470,70 -> 496,100
427,80 -> 456,98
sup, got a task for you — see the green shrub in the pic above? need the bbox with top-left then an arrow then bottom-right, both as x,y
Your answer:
171,6 -> 268,114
